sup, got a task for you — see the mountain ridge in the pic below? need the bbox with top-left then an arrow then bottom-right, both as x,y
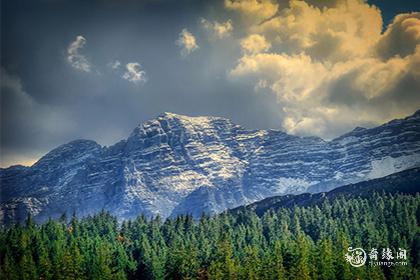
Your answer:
230,167 -> 420,216
1,110 -> 420,224
4,110 -> 419,170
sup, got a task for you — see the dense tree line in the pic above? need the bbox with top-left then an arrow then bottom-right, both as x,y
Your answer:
1,193 -> 419,279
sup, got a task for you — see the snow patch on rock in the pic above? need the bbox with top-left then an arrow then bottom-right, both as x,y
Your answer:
368,155 -> 420,179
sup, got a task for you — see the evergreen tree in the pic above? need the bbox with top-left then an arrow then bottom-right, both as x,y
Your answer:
0,192 -> 419,279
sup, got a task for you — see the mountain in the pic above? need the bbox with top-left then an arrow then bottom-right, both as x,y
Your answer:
1,110 -> 420,224
230,167 -> 420,216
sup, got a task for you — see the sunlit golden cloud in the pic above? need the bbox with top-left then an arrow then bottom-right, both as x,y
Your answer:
201,18 -> 233,38
226,0 -> 420,138
240,34 -> 271,54
176,28 -> 199,56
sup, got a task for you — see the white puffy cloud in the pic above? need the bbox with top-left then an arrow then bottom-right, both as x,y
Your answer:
122,62 -> 147,84
176,29 -> 199,56
228,1 -> 420,139
67,35 -> 147,84
67,35 -> 91,72
201,18 -> 233,38
240,34 -> 271,54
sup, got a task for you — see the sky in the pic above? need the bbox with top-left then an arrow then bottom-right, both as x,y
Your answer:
1,0 -> 419,168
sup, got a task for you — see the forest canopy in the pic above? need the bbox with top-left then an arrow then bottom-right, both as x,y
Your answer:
1,193 -> 419,280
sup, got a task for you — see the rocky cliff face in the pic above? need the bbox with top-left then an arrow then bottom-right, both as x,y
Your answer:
1,111 -> 420,224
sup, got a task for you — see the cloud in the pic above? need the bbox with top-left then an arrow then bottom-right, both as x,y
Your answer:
109,60 -> 121,70
224,0 -> 278,24
228,0 -> 420,139
122,62 -> 147,84
230,52 -> 328,107
0,68 -> 75,167
176,29 -> 199,56
240,34 -> 271,54
67,35 -> 91,72
376,13 -> 420,60
230,49 -> 420,138
250,0 -> 382,62
201,18 -> 233,38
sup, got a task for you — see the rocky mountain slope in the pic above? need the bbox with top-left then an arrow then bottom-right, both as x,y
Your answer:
1,110 -> 420,224
230,167 -> 420,216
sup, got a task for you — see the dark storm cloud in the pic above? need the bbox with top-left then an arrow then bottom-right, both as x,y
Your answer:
0,0 -> 282,167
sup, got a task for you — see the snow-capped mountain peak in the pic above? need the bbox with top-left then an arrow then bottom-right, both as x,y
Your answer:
1,111 -> 419,224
